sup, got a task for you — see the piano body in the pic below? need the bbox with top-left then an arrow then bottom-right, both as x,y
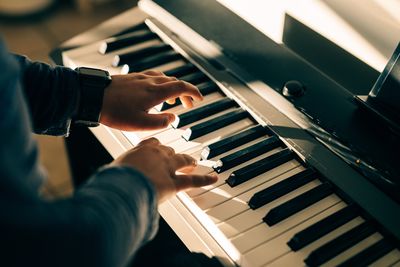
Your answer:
54,0 -> 400,266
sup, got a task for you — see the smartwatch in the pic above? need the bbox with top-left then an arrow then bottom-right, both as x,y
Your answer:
74,67 -> 112,127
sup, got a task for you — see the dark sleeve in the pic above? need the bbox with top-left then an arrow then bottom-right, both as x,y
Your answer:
13,54 -> 80,136
1,167 -> 159,267
0,40 -> 159,267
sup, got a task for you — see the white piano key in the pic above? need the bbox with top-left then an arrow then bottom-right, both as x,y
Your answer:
369,249 -> 400,267
63,39 -> 163,72
205,163 -> 303,224
192,155 -> 298,210
322,233 -> 383,267
232,197 -> 343,254
187,147 -> 206,162
261,217 -> 365,267
122,126 -> 171,145
150,127 -> 185,144
218,180 -> 322,238
168,138 -> 203,154
181,160 -> 215,176
185,171 -> 225,197
153,60 -> 187,73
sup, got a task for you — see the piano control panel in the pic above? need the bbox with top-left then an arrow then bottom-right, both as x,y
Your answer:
57,2 -> 400,266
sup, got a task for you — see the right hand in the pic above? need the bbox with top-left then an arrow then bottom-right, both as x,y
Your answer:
111,138 -> 218,203
100,70 -> 203,131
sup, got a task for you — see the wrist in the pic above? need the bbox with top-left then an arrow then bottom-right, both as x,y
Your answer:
74,67 -> 112,127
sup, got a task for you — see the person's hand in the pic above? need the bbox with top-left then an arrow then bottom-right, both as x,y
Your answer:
111,138 -> 218,203
100,70 -> 203,131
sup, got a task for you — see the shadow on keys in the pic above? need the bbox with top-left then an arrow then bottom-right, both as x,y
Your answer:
129,218 -> 223,267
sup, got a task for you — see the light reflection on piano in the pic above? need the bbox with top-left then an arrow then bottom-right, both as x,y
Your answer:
56,1 -> 400,266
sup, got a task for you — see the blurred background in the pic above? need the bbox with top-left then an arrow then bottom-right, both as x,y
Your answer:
0,0 -> 138,198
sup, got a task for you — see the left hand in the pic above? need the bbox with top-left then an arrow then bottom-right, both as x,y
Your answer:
100,70 -> 203,131
110,138 -> 218,203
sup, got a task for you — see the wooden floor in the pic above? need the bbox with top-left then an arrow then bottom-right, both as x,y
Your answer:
0,0 -> 135,198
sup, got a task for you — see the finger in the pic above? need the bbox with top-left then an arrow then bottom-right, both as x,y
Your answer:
180,95 -> 194,108
177,159 -> 198,173
137,137 -> 160,146
142,70 -> 165,76
130,73 -> 148,80
166,98 -> 176,105
174,174 -> 218,191
158,145 -> 175,156
170,154 -> 197,171
136,112 -> 175,130
151,76 -> 177,84
154,80 -> 203,102
178,165 -> 196,173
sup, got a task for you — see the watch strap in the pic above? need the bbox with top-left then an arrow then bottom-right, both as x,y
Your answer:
74,67 -> 111,127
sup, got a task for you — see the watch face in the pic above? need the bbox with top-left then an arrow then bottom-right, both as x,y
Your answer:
80,67 -> 108,77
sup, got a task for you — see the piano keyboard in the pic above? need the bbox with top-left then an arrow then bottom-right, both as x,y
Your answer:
61,18 -> 400,267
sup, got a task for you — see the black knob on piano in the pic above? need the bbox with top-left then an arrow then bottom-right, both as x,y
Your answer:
282,80 -> 305,98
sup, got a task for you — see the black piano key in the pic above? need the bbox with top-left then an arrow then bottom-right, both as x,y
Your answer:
182,109 -> 248,141
287,204 -> 358,251
201,125 -> 271,160
337,239 -> 395,267
226,148 -> 295,187
164,63 -> 197,77
172,98 -> 236,128
156,81 -> 219,112
304,222 -> 376,267
126,50 -> 182,72
196,81 -> 219,95
213,136 -> 283,173
112,43 -> 171,66
249,168 -> 318,210
263,182 -> 333,226
113,22 -> 148,37
99,30 -> 158,54
179,72 -> 209,85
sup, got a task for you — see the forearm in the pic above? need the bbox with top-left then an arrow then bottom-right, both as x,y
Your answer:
14,55 -> 80,136
0,166 -> 158,267
75,165 -> 159,261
